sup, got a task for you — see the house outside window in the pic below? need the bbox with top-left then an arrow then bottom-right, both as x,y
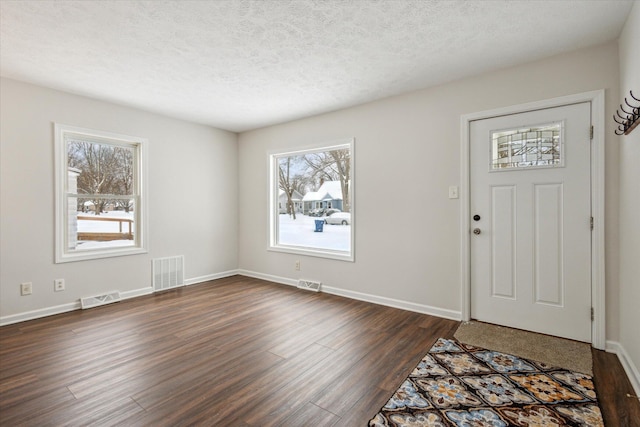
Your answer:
54,124 -> 148,263
269,138 -> 354,261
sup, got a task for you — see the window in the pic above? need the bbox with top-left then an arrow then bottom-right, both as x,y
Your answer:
491,123 -> 563,170
54,124 -> 148,263
269,138 -> 354,261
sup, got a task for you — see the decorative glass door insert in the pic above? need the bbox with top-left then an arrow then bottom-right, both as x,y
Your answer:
490,123 -> 563,170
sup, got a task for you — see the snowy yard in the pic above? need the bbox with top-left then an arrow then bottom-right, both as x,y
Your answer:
75,211 -> 351,252
77,211 -> 135,233
278,214 -> 351,252
76,211 -> 135,249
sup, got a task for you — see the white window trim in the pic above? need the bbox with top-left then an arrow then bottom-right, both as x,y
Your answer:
54,123 -> 149,263
268,138 -> 355,262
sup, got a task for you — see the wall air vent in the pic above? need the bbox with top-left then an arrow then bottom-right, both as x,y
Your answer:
80,291 -> 121,309
297,280 -> 322,292
152,255 -> 185,292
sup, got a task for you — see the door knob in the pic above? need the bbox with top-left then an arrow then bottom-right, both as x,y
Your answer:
473,228 -> 481,235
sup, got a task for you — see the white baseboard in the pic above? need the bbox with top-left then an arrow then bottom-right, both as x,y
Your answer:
237,269 -> 298,287
0,270 -> 239,326
2,270 -> 459,325
0,302 -> 81,326
121,287 -> 153,299
606,340 -> 640,397
322,285 -> 461,321
185,269 -> 239,286
237,269 -> 461,321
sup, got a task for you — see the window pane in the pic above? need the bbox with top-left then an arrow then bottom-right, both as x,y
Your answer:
491,123 -> 562,170
65,136 -> 137,251
72,199 -> 136,251
67,140 -> 135,196
272,141 -> 353,260
55,123 -> 146,263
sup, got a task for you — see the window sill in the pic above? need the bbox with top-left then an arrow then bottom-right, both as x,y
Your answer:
55,246 -> 148,264
268,244 -> 354,262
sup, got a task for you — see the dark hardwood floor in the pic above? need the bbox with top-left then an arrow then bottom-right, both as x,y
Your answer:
1,276 -> 638,426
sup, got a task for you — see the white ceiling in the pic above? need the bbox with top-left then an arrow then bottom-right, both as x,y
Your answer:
0,0 -> 633,132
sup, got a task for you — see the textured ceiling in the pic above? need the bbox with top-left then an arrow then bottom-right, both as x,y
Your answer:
0,0 -> 634,132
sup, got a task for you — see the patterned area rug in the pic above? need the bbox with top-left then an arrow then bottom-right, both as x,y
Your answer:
369,338 -> 604,427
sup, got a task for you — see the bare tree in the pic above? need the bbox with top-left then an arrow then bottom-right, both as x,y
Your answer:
304,152 -> 338,184
68,142 -> 133,215
113,147 -> 134,212
329,149 -> 351,213
278,158 -> 298,220
303,149 -> 351,212
294,174 -> 315,196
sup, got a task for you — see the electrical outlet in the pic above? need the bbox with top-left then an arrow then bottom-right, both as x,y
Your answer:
54,279 -> 65,292
295,260 -> 300,271
20,282 -> 32,296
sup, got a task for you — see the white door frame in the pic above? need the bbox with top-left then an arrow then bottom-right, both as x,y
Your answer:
460,90 -> 606,350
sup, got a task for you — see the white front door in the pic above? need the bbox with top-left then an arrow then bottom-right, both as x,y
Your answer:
470,102 -> 592,342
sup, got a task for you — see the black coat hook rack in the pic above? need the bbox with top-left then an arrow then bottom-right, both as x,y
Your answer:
614,90 -> 640,136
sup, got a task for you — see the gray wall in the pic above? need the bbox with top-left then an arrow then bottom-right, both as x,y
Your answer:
0,78 -> 238,319
238,42 -> 621,332
617,1 -> 640,391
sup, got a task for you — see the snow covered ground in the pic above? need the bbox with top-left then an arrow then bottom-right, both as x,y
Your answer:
77,211 -> 135,233
76,211 -> 135,249
78,239 -> 134,249
278,214 -> 351,252
75,211 -> 351,252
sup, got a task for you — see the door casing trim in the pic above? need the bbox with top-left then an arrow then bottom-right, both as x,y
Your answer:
460,90 -> 606,350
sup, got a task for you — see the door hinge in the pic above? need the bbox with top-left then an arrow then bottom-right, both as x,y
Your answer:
590,126 -> 594,140
591,307 -> 594,321
590,216 -> 594,230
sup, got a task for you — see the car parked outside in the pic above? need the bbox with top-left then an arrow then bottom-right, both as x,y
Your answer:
324,212 -> 351,225
323,208 -> 341,217
309,208 -> 326,217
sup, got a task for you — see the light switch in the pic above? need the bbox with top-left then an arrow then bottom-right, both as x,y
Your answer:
449,186 -> 459,199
